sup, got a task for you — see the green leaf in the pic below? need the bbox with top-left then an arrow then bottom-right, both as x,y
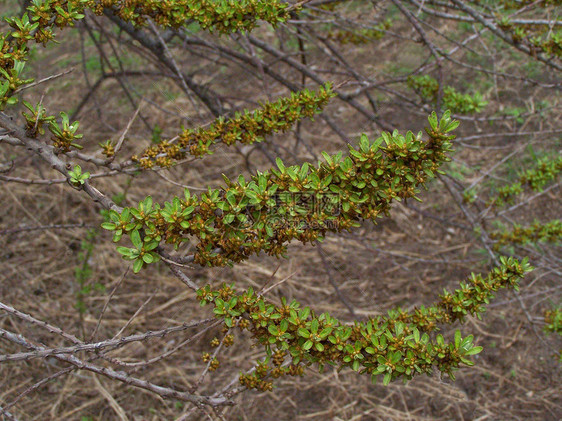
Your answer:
298,328 -> 310,338
130,230 -> 142,250
226,191 -> 237,207
413,328 -> 420,343
133,258 -> 144,273
101,222 -> 116,230
299,163 -> 309,180
445,118 -> 460,133
321,151 -> 333,165
144,196 -> 153,210
383,372 -> 392,386
371,137 -> 383,151
359,133 -> 370,153
454,330 -> 462,349
116,246 -> 133,256
265,224 -> 274,238
428,111 -> 438,129
310,319 -> 319,334
319,327 -> 332,339
464,346 -> 483,356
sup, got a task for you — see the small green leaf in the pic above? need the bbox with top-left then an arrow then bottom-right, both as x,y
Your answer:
298,328 -> 310,338
464,346 -> 483,356
454,330 -> 462,349
130,230 -> 142,249
133,258 -> 144,273
383,372 -> 392,386
101,222 -> 116,230
116,246 -> 133,256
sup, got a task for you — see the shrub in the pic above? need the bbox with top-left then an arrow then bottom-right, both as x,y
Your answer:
0,1 -> 559,419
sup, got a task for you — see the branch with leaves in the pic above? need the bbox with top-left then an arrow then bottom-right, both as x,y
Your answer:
105,111 -> 458,269
197,256 -> 531,389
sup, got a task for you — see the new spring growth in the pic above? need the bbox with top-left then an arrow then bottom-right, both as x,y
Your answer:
496,10 -> 562,59
68,165 -> 90,186
490,219 -> 562,249
132,84 -> 335,167
104,111 -> 458,269
326,19 -> 392,45
488,155 -> 562,207
543,307 -> 562,336
196,256 -> 532,389
407,75 -> 488,115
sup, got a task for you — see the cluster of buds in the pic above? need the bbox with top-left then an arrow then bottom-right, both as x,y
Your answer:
239,372 -> 274,391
